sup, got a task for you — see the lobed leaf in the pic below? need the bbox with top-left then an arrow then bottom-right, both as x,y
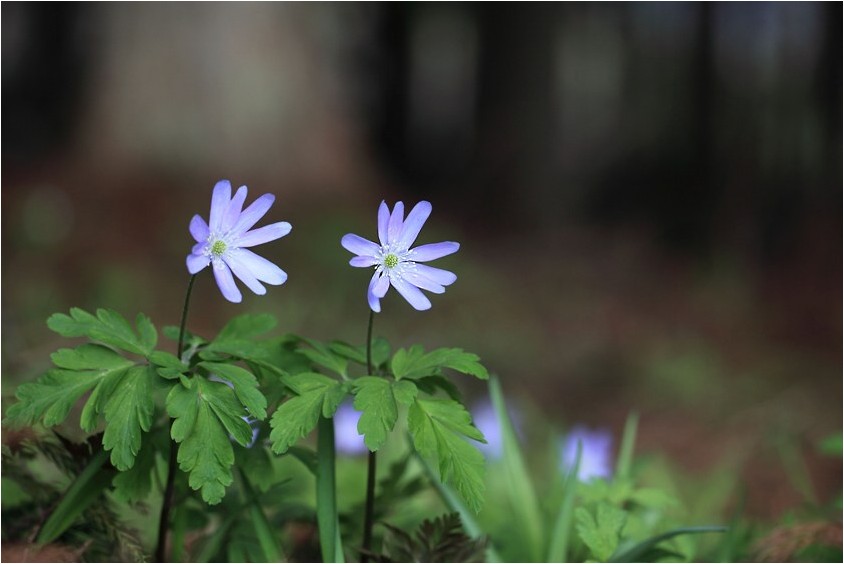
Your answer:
216,313 -> 277,341
149,350 -> 189,380
200,361 -> 267,420
392,346 -> 488,381
269,373 -> 348,454
353,377 -> 418,451
101,365 -> 156,471
47,308 -> 157,356
575,503 -> 628,562
408,397 -> 486,512
297,338 -> 349,378
167,377 -> 253,504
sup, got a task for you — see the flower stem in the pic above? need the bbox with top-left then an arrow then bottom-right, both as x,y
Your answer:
155,274 -> 196,563
361,310 -> 376,561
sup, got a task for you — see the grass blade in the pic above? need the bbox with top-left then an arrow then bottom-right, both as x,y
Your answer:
317,415 -> 344,563
36,448 -> 113,544
547,441 -> 582,561
489,376 -> 544,561
240,468 -> 284,563
610,525 -> 728,562
615,412 -> 639,481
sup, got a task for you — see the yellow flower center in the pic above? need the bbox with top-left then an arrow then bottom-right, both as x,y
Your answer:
384,253 -> 399,268
211,240 -> 227,257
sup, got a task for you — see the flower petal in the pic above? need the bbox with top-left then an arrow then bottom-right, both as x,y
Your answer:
209,180 -> 232,232
410,241 -> 459,262
350,256 -> 379,268
236,249 -> 288,285
237,222 -> 292,247
341,234 -> 380,258
192,242 -> 205,254
190,214 -> 209,243
403,269 -> 445,294
396,201 -> 431,250
414,264 -> 457,286
232,194 -> 275,235
213,260 -> 242,303
373,272 -> 390,297
186,253 -> 210,274
222,186 -> 248,233
387,201 -> 404,245
377,201 -> 390,246
224,253 -> 267,296
391,277 -> 432,310
367,271 -> 383,313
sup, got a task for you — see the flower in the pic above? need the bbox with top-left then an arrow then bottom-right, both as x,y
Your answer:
471,400 -> 523,460
187,180 -> 291,303
560,426 -> 613,482
333,401 -> 368,456
341,200 -> 459,312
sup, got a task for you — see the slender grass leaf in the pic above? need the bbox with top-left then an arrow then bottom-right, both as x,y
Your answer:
489,376 -> 544,561
615,412 -> 639,481
36,449 -> 114,544
548,441 -> 582,562
609,526 -> 728,563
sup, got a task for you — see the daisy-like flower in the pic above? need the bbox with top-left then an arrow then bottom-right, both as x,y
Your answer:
187,180 -> 291,303
341,200 -> 459,312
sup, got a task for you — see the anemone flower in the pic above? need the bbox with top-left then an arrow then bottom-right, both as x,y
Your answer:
341,200 -> 458,312
186,180 -> 291,303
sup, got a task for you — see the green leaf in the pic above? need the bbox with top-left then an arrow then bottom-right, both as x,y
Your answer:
819,433 -> 843,457
548,441 -> 582,562
353,377 -> 418,451
112,434 -> 159,502
298,338 -> 349,378
392,346 -> 488,380
101,365 -> 156,470
328,341 -> 367,364
36,449 -> 115,544
200,362 -> 268,420
202,339 -> 272,362
269,373 -> 347,454
149,350 -> 189,379
216,313 -> 277,341
489,376 -> 544,561
167,377 -> 253,504
609,526 -> 727,563
408,397 -> 486,512
575,503 -> 628,562
47,308 -> 156,356
615,412 -> 639,481
4,344 -> 134,430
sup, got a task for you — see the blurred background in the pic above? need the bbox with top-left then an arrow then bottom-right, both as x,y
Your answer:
2,2 -> 841,524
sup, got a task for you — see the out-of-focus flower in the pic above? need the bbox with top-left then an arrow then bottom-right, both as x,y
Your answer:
560,426 -> 613,481
187,180 -> 291,303
471,400 -> 523,460
341,200 -> 459,312
333,401 -> 367,456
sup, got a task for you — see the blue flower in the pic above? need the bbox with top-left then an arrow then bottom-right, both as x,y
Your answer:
333,401 -> 367,456
341,201 -> 459,312
560,426 -> 613,482
187,180 -> 291,303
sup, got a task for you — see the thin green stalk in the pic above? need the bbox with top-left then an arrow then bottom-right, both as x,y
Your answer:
547,441 -> 582,562
239,468 -> 283,562
155,274 -> 196,563
317,416 -> 344,562
361,309 -> 376,561
615,412 -> 639,482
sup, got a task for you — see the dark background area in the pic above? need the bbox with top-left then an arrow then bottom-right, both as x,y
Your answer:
2,2 -> 841,520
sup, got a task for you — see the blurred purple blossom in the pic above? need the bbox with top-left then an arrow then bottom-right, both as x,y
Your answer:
341,200 -> 459,312
561,426 -> 614,481
333,401 -> 367,456
471,400 -> 522,460
187,180 -> 291,303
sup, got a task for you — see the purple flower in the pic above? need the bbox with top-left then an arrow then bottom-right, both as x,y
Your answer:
341,200 -> 459,312
560,426 -> 613,482
333,401 -> 367,456
187,180 -> 291,303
